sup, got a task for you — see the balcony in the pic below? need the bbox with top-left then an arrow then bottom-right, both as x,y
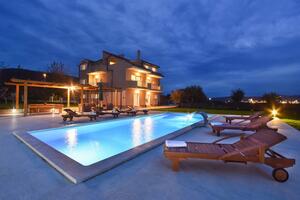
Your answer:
126,80 -> 147,88
89,81 -> 111,88
151,84 -> 161,90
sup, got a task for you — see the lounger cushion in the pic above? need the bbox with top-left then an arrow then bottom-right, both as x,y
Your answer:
165,140 -> 187,148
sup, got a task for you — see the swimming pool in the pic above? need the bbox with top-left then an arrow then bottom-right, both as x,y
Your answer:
29,112 -> 204,166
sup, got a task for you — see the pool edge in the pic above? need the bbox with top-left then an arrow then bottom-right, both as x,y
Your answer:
13,118 -> 206,184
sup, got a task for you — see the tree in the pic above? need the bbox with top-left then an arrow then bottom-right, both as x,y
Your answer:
181,85 -> 208,107
47,61 -> 67,75
262,92 -> 281,105
170,90 -> 183,105
230,89 -> 245,104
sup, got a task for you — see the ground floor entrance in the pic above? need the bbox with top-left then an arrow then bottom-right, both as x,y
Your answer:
84,89 -> 160,109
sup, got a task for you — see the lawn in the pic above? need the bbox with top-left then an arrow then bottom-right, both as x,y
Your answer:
155,107 -> 254,115
155,107 -> 300,131
282,119 -> 300,130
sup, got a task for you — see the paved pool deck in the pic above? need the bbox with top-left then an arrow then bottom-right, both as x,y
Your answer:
0,113 -> 299,200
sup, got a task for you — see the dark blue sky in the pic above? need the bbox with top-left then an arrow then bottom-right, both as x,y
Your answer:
1,0 -> 300,97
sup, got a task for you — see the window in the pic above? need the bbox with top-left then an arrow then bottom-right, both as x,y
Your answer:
109,58 -> 116,65
80,64 -> 87,71
144,64 -> 150,69
131,74 -> 141,81
80,79 -> 86,84
131,74 -> 142,87
146,77 -> 151,83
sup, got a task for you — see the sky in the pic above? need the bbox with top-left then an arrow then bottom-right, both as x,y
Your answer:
0,0 -> 300,97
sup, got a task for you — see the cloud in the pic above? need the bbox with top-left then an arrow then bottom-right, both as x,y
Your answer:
0,0 -> 300,96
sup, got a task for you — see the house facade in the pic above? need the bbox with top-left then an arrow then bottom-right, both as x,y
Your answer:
79,50 -> 163,108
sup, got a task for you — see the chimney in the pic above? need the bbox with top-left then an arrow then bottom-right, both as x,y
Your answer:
136,50 -> 141,61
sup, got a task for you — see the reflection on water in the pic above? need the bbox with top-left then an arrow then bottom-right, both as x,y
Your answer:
132,118 -> 142,146
144,117 -> 153,141
65,128 -> 78,149
132,117 -> 154,146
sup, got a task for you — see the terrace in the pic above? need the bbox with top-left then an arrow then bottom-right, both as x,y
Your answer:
0,112 -> 298,200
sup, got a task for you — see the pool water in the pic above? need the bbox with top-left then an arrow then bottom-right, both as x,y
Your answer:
29,112 -> 203,166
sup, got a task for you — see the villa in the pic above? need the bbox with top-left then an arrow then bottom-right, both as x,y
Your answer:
79,50 -> 163,108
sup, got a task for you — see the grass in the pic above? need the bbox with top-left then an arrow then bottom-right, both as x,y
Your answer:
155,107 -> 300,130
155,107 -> 253,115
282,119 -> 300,130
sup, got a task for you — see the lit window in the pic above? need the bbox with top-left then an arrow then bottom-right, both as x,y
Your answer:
146,77 -> 151,83
131,74 -> 141,81
109,59 -> 116,65
80,64 -> 87,71
131,75 -> 135,80
144,64 -> 149,69
152,67 -> 157,72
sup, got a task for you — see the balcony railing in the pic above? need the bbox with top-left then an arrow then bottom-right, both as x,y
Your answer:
126,80 -> 146,88
151,84 -> 161,90
126,80 -> 162,91
89,81 -> 111,88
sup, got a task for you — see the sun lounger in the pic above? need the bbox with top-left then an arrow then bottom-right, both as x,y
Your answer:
96,109 -> 120,118
115,107 -> 139,116
62,109 -> 97,121
225,112 -> 262,124
164,128 -> 295,182
209,116 -> 271,136
127,106 -> 149,115
115,107 -> 130,114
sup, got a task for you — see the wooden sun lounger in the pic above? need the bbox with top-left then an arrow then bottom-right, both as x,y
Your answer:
127,106 -> 149,115
96,110 -> 120,118
62,109 -> 97,121
164,128 -> 295,182
209,116 -> 271,136
115,107 -> 131,114
225,111 -> 262,124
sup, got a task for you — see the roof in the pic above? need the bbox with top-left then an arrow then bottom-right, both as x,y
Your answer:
102,51 -> 164,77
0,68 -> 78,86
141,60 -> 160,68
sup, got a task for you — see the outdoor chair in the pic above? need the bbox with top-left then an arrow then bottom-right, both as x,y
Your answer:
225,111 -> 262,124
96,108 -> 120,118
164,128 -> 295,182
209,116 -> 271,136
61,109 -> 97,121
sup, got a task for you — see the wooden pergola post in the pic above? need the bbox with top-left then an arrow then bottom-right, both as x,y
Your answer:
67,88 -> 70,108
23,83 -> 28,116
80,87 -> 84,112
15,84 -> 19,109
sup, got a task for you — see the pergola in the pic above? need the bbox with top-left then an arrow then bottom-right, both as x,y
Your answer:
5,78 -> 98,116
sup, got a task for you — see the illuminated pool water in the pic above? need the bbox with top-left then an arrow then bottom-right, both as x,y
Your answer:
29,112 -> 203,166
